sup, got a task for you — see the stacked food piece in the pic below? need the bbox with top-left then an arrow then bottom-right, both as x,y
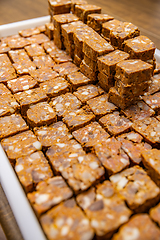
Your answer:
48,0 -> 156,109
0,0 -> 160,239
53,13 -> 79,49
48,0 -> 72,16
80,32 -> 114,83
97,50 -> 130,92
123,35 -> 156,66
108,59 -> 153,109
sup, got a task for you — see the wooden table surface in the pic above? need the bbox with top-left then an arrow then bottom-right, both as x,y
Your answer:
0,0 -> 160,239
0,186 -> 23,240
0,0 -> 160,49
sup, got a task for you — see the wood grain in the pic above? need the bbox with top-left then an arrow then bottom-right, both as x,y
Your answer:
0,185 -> 23,240
0,0 -> 160,48
87,0 -> 160,50
0,0 -> 48,25
0,224 -> 7,240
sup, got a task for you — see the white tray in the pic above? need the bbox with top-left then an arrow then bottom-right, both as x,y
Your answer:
0,16 -> 50,240
0,16 -> 50,38
0,16 -> 160,240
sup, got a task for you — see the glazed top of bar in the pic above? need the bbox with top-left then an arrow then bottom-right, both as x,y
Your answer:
98,50 -> 130,66
48,0 -> 71,6
71,0 -> 87,4
0,54 -> 12,67
124,35 -> 156,52
102,19 -> 122,34
53,13 -> 79,25
111,21 -> 139,38
61,21 -> 85,35
83,35 -> 114,57
116,59 -> 153,73
75,4 -> 101,11
87,13 -> 114,22
19,27 -> 40,37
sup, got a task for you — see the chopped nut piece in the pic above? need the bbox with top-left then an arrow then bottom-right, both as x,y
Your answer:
74,84 -> 104,104
40,77 -> 70,98
15,151 -> 53,193
7,75 -> 38,93
98,50 -> 129,77
124,35 -> 156,61
28,176 -> 73,215
34,121 -> 72,149
25,43 -> 46,58
112,214 -> 160,240
40,198 -> 94,240
75,4 -> 101,23
94,137 -> 130,175
87,13 -> 114,32
110,166 -> 160,212
142,148 -> 160,187
50,92 -> 82,118
99,111 -> 132,136
150,203 -> 160,227
72,121 -> 110,151
132,117 -> 160,146
87,94 -> 117,119
76,181 -> 132,239
63,107 -> 95,132
0,114 -> 28,140
122,101 -> 155,121
14,87 -> 48,115
117,131 -> 152,164
27,102 -> 57,127
1,130 -> 42,164
67,71 -> 93,90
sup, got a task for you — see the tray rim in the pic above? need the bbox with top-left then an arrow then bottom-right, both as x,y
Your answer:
0,145 -> 47,240
0,16 -> 50,38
